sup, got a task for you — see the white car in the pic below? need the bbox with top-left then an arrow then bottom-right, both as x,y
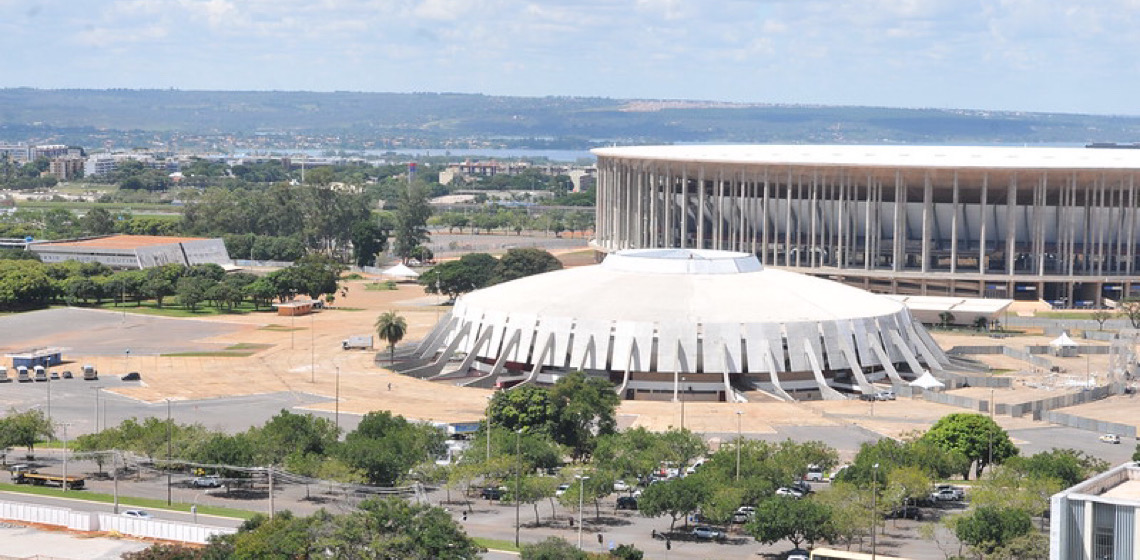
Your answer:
555,483 -> 571,496
776,487 -> 805,499
691,526 -> 724,540
931,486 -> 964,502
613,480 -> 631,492
122,509 -> 153,519
1100,434 -> 1121,444
804,464 -> 824,482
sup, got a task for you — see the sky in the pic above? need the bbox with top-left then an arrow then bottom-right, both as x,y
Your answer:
2,0 -> 1139,116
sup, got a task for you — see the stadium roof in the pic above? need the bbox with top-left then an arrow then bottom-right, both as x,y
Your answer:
591,145 -> 1140,171
33,235 -> 211,249
458,248 -> 904,325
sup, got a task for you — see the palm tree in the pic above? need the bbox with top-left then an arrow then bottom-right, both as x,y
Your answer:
375,310 -> 408,363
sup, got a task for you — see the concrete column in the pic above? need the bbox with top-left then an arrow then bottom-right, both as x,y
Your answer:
1006,174 -> 1017,276
921,172 -> 932,273
893,171 -> 904,272
951,172 -> 959,274
979,173 -> 989,273
697,166 -> 706,249
680,166 -> 689,249
761,170 -> 770,264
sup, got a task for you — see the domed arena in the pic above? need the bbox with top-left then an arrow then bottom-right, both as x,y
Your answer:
404,249 -> 950,402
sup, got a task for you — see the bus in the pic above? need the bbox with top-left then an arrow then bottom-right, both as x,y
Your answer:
809,547 -> 913,560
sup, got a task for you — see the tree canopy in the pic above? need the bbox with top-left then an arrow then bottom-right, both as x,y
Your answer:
921,413 -> 1018,478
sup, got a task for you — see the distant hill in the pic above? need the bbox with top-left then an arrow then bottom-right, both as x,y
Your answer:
2,88 -> 1139,148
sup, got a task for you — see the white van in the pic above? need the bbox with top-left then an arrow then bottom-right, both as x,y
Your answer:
82,365 -> 98,381
16,366 -> 30,382
0,366 -> 8,382
33,365 -> 47,382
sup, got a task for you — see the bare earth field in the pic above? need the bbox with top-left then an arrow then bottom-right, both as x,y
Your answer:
2,261 -> 1137,440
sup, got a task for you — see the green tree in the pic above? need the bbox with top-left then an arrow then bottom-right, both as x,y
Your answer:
520,537 -> 585,560
244,410 -> 340,466
745,496 -> 837,549
1133,443 -> 1140,462
1120,297 -> 1140,328
954,506 -> 1033,555
815,482 -> 876,550
488,384 -> 558,435
495,247 -> 563,283
922,413 -> 1018,478
350,219 -> 389,267
394,182 -> 432,264
122,544 -> 205,559
176,276 -> 214,311
374,310 -> 408,362
80,207 -> 117,235
0,409 -> 54,457
337,411 -> 446,485
1006,448 -> 1108,488
638,475 -> 713,531
548,371 -> 620,460
319,497 -> 481,559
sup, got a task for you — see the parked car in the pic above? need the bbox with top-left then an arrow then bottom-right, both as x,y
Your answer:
804,464 -> 825,482
931,487 -> 963,502
616,496 -> 638,510
875,390 -> 896,401
691,526 -> 724,540
613,480 -> 631,492
121,372 -> 141,381
49,370 -> 60,380
481,487 -> 506,500
776,486 -> 806,499
192,475 -> 221,488
786,549 -> 810,560
935,485 -> 964,499
555,483 -> 571,496
122,509 -> 153,519
887,505 -> 924,520
1100,433 -> 1121,444
61,370 -> 73,379
732,506 -> 756,524
789,480 -> 813,495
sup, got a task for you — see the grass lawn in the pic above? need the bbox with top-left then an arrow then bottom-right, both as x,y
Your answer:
259,324 -> 305,332
472,537 -> 521,553
93,301 -> 274,318
1035,311 -> 1099,319
162,343 -> 273,358
15,200 -> 180,213
363,282 -> 398,291
0,482 -> 258,520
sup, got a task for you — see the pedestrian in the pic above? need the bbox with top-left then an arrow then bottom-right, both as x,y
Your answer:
651,529 -> 657,539
597,533 -> 603,545
569,517 -> 574,528
388,382 -> 392,391
666,537 -> 671,551
462,511 -> 467,522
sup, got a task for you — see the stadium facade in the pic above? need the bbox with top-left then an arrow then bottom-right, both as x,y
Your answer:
592,145 -> 1140,306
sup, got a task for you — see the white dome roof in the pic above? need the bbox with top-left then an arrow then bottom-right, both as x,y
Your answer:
459,248 -> 904,325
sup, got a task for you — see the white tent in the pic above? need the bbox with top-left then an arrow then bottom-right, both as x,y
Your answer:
909,371 -> 946,390
1049,331 -> 1079,357
382,263 -> 420,280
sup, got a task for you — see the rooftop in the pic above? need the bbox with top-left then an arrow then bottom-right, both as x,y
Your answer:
591,144 -> 1140,171
33,235 -> 210,250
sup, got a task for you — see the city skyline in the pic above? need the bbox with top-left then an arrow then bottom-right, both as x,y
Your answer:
1,0 -> 1138,116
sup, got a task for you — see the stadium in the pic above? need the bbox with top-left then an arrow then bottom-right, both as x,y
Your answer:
405,249 -> 949,402
591,145 -> 1140,306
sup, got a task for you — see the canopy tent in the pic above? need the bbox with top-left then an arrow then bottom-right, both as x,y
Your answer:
1049,332 -> 1078,347
382,263 -> 420,280
1049,332 -> 1079,357
909,371 -> 946,390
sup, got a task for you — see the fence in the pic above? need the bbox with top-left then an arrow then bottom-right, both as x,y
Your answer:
0,499 -> 235,545
1042,411 -> 1137,438
1007,383 -> 1124,419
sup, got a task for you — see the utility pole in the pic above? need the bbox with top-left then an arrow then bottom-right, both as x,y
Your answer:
486,395 -> 493,461
680,376 -> 687,430
112,450 -> 119,513
268,465 -> 275,519
310,311 -> 315,383
60,423 -> 69,492
871,463 -> 879,560
335,367 -> 341,431
576,475 -> 589,550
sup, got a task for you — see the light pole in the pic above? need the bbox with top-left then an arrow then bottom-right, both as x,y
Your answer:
166,399 -> 172,506
871,463 -> 879,560
45,373 -> 51,436
334,366 -> 341,431
310,310 -> 315,383
60,423 -> 70,493
485,395 -> 493,461
92,387 -> 103,432
576,475 -> 590,550
680,376 -> 687,430
735,410 -> 743,481
514,429 -> 522,548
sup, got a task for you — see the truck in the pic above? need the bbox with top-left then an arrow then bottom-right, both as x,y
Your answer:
82,364 -> 98,381
9,465 -> 85,490
342,335 -> 374,350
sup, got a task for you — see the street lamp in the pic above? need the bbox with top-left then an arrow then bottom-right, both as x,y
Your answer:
515,429 -> 522,547
60,423 -> 70,493
576,475 -> 590,550
334,366 -> 341,431
485,395 -> 494,461
680,376 -> 687,430
166,399 -> 172,506
871,463 -> 879,560
735,410 -> 743,482
310,309 -> 315,383
92,386 -> 103,432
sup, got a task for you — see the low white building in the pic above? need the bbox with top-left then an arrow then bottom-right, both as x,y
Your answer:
29,235 -> 233,270
1050,461 -> 1139,559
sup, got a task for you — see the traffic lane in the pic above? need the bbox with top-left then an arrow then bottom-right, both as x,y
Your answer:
0,490 -> 243,528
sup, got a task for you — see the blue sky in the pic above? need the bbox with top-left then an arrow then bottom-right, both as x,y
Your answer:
2,0 -> 1138,115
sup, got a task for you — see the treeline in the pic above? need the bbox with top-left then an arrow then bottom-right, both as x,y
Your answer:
73,409 -> 444,487
0,155 -> 58,191
431,207 -> 593,237
0,254 -> 341,312
418,247 -> 564,301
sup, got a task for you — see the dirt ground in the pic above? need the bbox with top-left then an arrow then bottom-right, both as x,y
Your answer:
48,254 -> 1135,438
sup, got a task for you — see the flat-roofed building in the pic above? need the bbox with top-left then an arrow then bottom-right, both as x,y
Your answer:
1050,461 -> 1140,559
28,234 -> 233,270
592,145 -> 1140,306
